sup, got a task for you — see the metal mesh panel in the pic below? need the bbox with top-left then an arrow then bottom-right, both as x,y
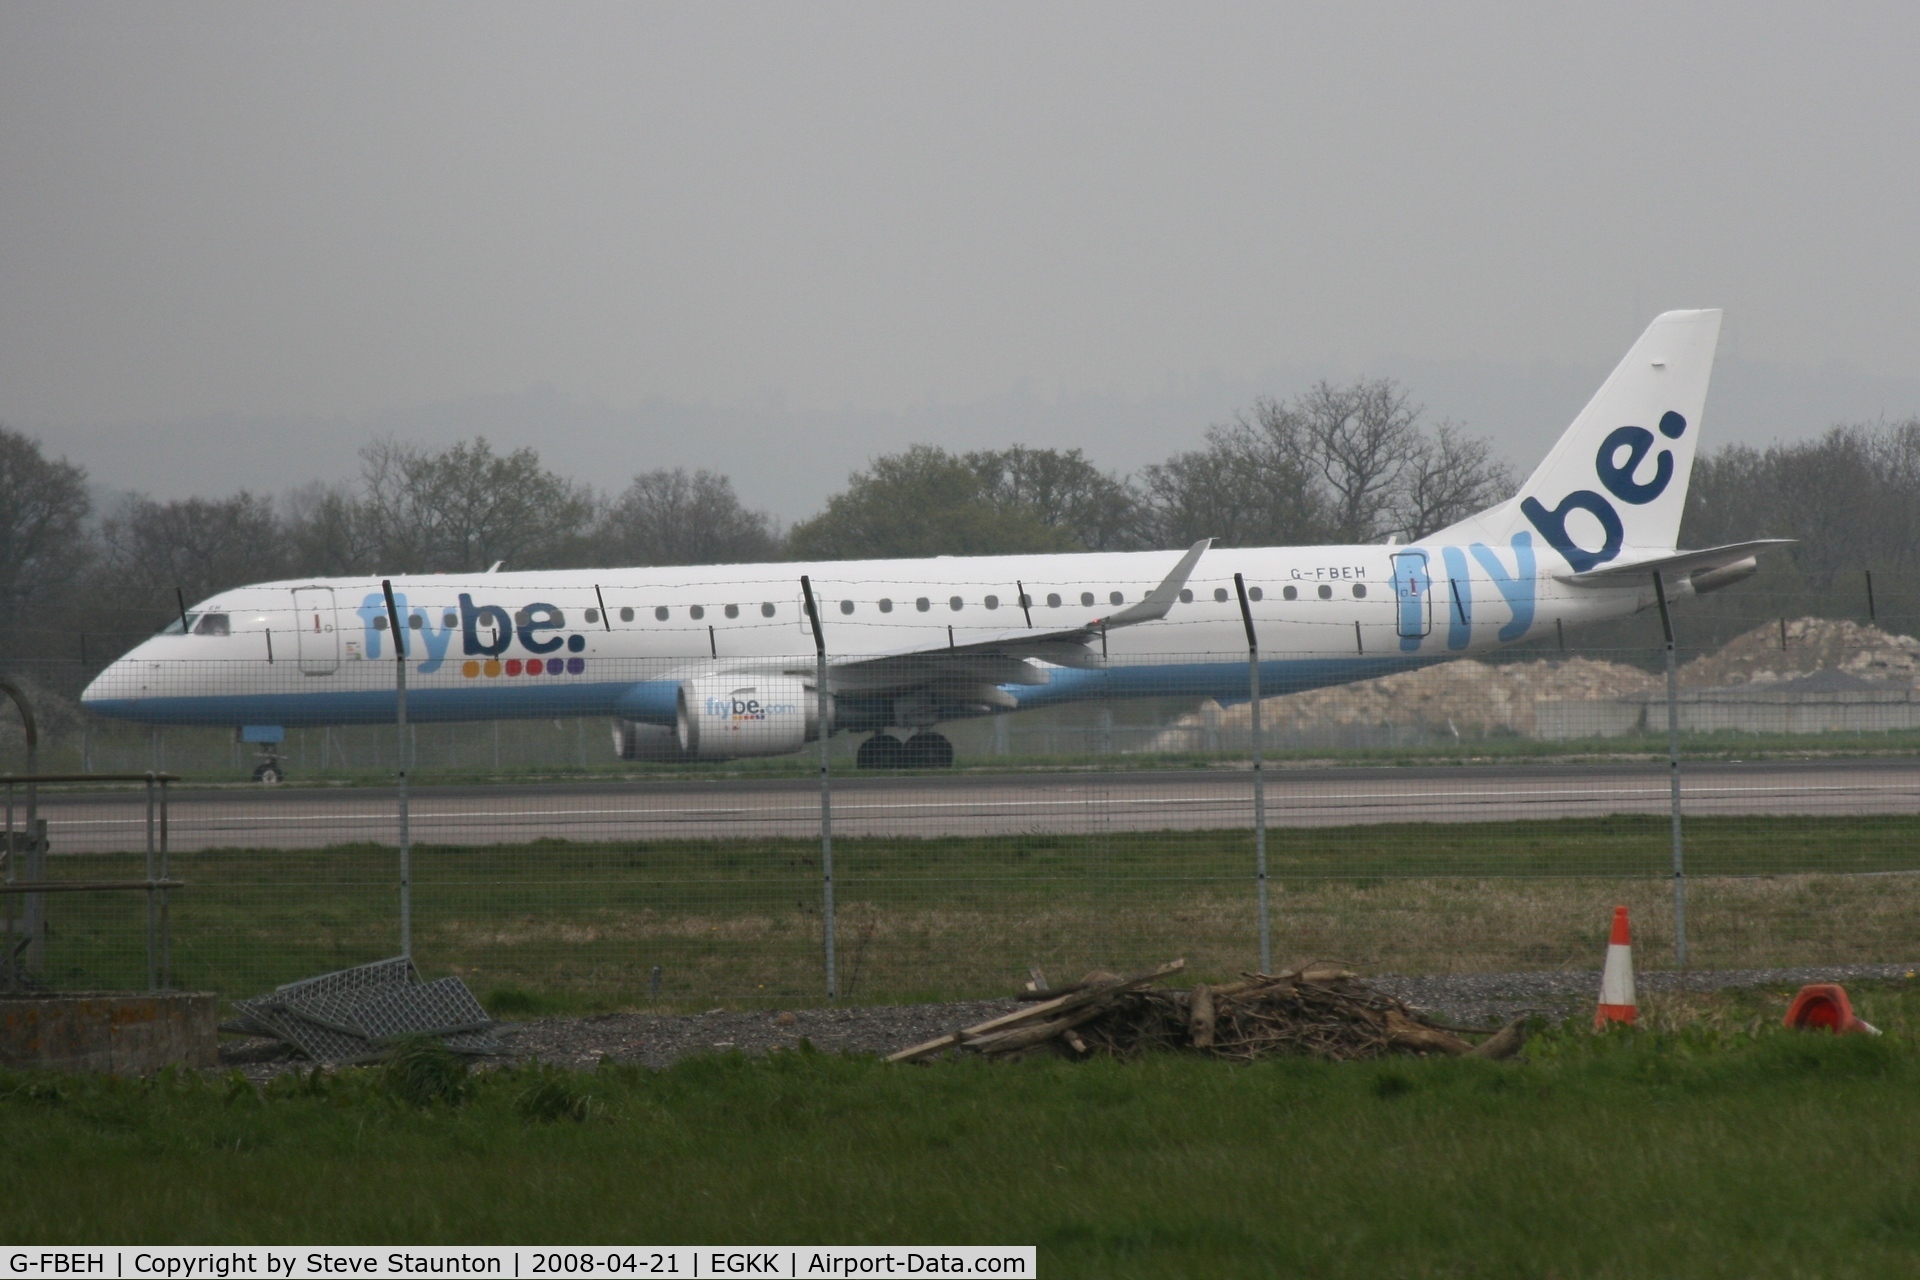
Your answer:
2,585 -> 1917,1014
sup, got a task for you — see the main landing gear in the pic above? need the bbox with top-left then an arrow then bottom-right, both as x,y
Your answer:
856,732 -> 954,770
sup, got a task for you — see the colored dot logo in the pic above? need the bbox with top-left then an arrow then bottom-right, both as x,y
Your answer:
460,655 -> 585,677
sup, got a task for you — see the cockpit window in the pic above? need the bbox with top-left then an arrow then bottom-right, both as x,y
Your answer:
193,613 -> 231,636
160,613 -> 198,636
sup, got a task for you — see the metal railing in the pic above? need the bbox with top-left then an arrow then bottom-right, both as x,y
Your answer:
2,772 -> 180,992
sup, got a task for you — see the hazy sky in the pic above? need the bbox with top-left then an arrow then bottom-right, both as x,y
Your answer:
3,3 -> 1918,514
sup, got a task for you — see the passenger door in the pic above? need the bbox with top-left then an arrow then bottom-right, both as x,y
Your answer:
291,586 -> 339,675
1390,551 -> 1432,640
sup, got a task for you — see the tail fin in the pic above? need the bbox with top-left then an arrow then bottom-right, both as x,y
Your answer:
1431,309 -> 1722,571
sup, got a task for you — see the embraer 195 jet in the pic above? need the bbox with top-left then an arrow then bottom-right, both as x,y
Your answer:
83,311 -> 1787,775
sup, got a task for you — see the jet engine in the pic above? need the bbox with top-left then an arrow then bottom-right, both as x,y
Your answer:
675,674 -> 825,759
611,720 -> 689,761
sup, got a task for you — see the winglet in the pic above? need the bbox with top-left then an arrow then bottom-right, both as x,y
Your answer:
1097,539 -> 1211,629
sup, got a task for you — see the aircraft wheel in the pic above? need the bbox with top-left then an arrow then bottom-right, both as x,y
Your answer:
252,760 -> 284,785
857,734 -> 907,769
903,732 -> 954,769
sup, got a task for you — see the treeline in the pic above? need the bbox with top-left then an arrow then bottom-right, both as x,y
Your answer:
0,381 -> 1914,670
0,378 -> 1509,662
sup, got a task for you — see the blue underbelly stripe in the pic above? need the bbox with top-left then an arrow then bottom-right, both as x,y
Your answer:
83,656 -> 1436,728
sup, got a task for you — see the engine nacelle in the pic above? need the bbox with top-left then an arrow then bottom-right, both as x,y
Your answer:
676,675 -> 824,759
611,720 -> 690,761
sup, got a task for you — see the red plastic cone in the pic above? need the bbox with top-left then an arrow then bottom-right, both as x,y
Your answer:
1783,984 -> 1881,1036
1595,906 -> 1637,1029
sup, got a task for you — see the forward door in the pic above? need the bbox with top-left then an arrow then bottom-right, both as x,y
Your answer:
291,586 -> 339,675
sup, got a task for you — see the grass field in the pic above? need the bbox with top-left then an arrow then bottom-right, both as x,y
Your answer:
5,983 -> 1920,1276
25,815 -> 1920,1008
51,728 -> 1920,789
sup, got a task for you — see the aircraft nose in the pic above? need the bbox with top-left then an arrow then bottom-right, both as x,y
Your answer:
81,651 -> 143,717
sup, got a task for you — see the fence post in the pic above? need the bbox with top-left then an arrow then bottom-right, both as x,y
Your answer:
0,681 -> 41,980
145,773 -> 157,990
800,575 -> 837,1001
1234,574 -> 1271,975
381,581 -> 411,962
159,775 -> 171,989
1652,572 -> 1687,970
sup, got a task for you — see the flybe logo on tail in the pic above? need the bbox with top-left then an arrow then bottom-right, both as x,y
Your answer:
1521,412 -> 1687,572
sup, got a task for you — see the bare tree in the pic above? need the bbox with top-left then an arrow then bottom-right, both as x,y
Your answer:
1284,380 -> 1423,543
281,481 -> 382,578
98,492 -> 286,625
966,446 -> 1144,550
787,445 -> 1077,560
0,426 -> 93,657
1389,424 -> 1515,541
1139,410 -> 1330,548
594,468 -> 782,566
357,436 -> 596,573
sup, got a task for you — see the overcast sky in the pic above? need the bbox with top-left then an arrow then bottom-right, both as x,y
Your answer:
3,3 -> 1918,515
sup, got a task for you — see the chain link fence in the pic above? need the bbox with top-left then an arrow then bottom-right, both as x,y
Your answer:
4,613 -> 1918,1011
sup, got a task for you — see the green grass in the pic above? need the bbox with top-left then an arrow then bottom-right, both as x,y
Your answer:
29,815 -> 1920,1007
44,723 -> 1920,789
7,984 -> 1920,1275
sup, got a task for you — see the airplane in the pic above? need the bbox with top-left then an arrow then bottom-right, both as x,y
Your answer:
81,310 -> 1787,778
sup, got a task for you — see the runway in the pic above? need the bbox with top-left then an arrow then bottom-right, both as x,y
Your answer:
21,759 -> 1920,854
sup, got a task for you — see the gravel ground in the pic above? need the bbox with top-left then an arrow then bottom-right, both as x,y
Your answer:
217,962 -> 1919,1079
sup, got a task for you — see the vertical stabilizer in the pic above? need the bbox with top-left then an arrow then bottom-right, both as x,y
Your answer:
1431,310 -> 1722,571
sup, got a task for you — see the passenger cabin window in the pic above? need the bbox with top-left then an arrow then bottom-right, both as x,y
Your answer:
916,598 -> 931,612
408,614 -> 423,630
1047,593 -> 1062,608
584,608 -> 600,624
1317,585 -> 1331,599
725,604 -> 740,619
193,613 -> 230,636
690,605 -> 705,620
372,616 -> 388,631
839,599 -> 854,614
1179,588 -> 1193,603
619,607 -> 635,622
1283,586 -> 1298,600
1109,591 -> 1124,606
984,595 -> 999,610
655,606 -> 669,621
1080,592 -> 1095,607
948,596 -> 964,611
1214,588 -> 1229,602
879,598 -> 893,613
1248,587 -> 1263,601
1353,583 -> 1367,598
761,602 -> 776,617
442,611 -> 458,627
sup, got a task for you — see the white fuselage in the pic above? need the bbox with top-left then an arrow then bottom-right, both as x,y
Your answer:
80,537 -> 1657,742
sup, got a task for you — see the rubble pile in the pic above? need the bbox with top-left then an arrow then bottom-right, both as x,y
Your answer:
888,960 -> 1527,1064
1149,618 -> 1920,746
1680,618 -> 1920,689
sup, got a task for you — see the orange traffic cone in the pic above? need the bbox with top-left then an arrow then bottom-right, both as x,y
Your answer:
1595,906 -> 1637,1029
1783,984 -> 1881,1036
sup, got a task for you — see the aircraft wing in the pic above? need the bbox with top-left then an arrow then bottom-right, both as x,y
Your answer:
824,540 -> 1211,703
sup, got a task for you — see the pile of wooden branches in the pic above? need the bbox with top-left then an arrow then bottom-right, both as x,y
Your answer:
888,959 -> 1527,1064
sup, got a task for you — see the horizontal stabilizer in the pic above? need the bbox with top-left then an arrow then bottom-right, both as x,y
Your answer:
1556,539 -> 1794,585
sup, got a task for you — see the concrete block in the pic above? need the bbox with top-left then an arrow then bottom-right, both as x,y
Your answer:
0,992 -> 218,1075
